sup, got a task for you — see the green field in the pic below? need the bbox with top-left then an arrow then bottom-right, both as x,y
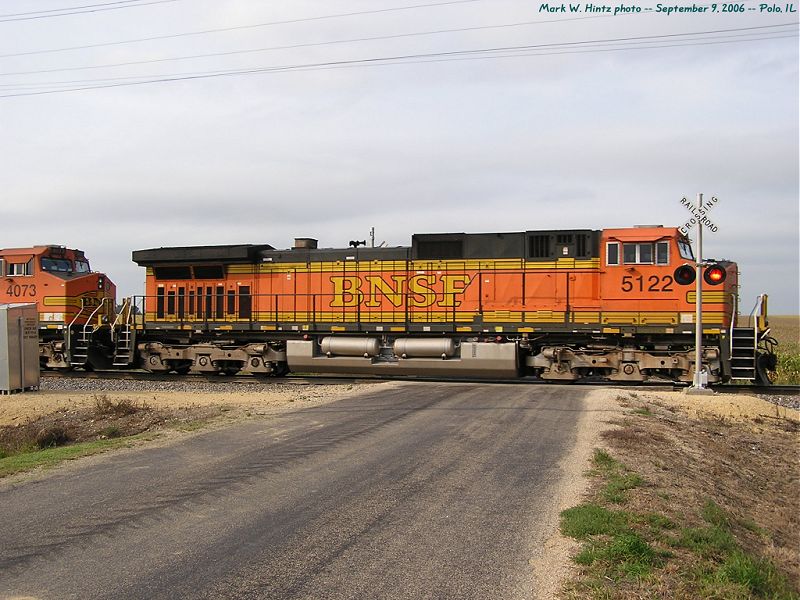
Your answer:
768,316 -> 799,385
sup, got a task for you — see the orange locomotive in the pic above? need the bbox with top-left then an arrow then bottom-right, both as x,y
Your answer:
129,226 -> 774,384
0,245 -> 116,369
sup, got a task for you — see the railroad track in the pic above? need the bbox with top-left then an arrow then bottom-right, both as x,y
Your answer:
38,370 -> 798,395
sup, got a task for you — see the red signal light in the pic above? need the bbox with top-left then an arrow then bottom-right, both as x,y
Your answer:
703,264 -> 727,286
673,265 -> 696,286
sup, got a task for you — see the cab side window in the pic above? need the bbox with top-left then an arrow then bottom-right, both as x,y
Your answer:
656,241 -> 669,265
623,243 -> 654,265
606,242 -> 620,265
7,259 -> 33,276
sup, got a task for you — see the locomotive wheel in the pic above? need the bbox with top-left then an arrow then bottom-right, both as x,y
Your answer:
754,353 -> 777,386
271,362 -> 289,377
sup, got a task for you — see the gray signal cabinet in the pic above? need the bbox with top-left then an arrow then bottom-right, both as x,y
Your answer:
1,303 -> 40,394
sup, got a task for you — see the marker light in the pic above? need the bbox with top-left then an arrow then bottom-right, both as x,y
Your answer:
673,265 -> 696,286
704,265 -> 727,286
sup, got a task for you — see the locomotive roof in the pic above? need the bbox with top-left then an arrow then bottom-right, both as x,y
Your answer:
132,244 -> 275,265
133,229 -> 609,266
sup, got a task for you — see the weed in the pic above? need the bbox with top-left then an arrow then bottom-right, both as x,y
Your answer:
776,342 -> 800,385
602,472 -> 644,504
99,426 -> 121,439
560,504 -> 629,539
640,513 -> 676,530
738,517 -> 765,535
35,425 -> 70,449
701,499 -> 730,528
0,435 -> 151,478
574,533 -> 662,579
768,316 -> 800,385
590,448 -> 644,503
632,406 -> 653,416
674,525 -> 737,559
716,550 -> 798,599
93,394 -> 146,417
592,448 -> 619,471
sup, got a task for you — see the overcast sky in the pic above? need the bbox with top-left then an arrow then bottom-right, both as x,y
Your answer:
1,0 -> 797,313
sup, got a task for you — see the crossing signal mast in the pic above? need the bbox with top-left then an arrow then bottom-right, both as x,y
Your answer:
674,193 -> 726,393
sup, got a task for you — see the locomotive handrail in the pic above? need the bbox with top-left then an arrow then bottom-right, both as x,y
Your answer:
729,292 -> 737,358
111,298 -> 134,341
67,299 -> 90,330
85,297 -> 110,331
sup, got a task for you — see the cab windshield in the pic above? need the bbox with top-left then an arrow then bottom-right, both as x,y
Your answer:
678,239 -> 694,260
41,258 -> 72,272
74,260 -> 91,273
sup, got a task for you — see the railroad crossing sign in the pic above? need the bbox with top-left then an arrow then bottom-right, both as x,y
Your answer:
680,192 -> 722,394
679,195 -> 720,235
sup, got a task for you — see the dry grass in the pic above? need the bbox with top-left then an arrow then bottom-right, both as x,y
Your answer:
561,392 -> 799,599
768,316 -> 800,384
769,315 -> 800,346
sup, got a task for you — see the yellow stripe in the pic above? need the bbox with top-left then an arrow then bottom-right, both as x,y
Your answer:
524,310 -> 566,323
227,265 -> 255,274
43,296 -> 81,307
483,310 -> 523,322
639,313 -> 678,325
602,312 -> 638,325
686,291 -> 727,303
152,257 -> 606,278
573,311 -> 600,323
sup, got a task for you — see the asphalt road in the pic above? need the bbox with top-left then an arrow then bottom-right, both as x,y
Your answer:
0,383 -> 587,600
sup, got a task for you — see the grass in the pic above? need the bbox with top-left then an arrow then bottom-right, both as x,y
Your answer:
776,342 -> 800,385
561,450 -> 799,599
588,448 -> 644,504
767,316 -> 799,385
0,433 -> 157,478
93,394 -> 148,416
561,504 -> 629,539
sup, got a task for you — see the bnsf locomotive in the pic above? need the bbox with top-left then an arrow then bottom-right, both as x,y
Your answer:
125,225 -> 774,384
1,227 -> 777,384
0,245 -> 116,369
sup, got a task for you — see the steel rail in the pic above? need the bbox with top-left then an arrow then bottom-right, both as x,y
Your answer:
38,370 -> 798,395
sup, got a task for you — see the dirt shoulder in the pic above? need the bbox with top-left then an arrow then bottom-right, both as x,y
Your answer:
529,387 -> 627,599
559,388 -> 800,599
1,380 -> 383,427
0,379 -> 386,477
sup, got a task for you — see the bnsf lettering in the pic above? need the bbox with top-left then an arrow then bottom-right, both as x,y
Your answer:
329,275 -> 474,308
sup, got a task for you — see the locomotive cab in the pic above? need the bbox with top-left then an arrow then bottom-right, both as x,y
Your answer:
0,245 -> 117,369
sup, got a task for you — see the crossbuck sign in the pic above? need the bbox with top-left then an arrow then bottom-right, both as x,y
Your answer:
679,193 -> 721,392
679,195 -> 719,235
